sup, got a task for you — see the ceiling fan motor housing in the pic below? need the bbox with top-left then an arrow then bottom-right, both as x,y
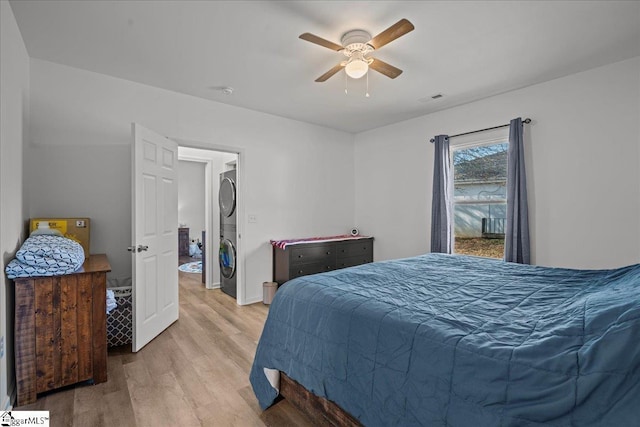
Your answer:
341,30 -> 374,57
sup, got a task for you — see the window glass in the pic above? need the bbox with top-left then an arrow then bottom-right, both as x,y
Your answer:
452,142 -> 507,259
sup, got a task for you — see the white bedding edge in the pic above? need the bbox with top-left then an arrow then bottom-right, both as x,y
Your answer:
263,368 -> 280,393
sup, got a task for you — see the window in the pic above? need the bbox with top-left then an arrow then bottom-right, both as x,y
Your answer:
452,140 -> 508,259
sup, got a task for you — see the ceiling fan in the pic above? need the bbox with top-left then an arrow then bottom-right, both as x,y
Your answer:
299,19 -> 415,82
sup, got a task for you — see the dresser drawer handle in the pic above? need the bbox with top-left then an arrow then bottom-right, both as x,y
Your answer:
326,251 -> 331,255
298,270 -> 303,274
298,255 -> 303,258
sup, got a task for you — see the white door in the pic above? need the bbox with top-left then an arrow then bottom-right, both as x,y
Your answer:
131,123 -> 179,352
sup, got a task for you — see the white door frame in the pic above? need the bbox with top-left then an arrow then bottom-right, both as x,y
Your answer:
174,139 -> 246,305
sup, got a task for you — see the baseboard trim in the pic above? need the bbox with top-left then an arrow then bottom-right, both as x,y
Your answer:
2,382 -> 15,410
242,296 -> 264,306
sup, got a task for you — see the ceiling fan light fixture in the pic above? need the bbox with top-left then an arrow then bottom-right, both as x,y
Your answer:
345,57 -> 368,79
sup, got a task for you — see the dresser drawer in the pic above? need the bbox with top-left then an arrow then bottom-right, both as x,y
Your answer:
289,261 -> 335,280
336,239 -> 373,258
290,243 -> 335,265
336,254 -> 373,269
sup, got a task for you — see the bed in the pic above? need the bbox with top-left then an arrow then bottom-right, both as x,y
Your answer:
250,253 -> 640,426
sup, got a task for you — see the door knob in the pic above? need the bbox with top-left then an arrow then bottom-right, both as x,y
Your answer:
137,245 -> 149,252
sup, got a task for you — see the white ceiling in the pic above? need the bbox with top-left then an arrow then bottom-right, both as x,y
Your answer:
9,1 -> 640,133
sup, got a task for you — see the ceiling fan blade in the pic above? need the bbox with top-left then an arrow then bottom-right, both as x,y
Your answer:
367,19 -> 415,50
299,33 -> 344,51
315,63 -> 345,82
369,58 -> 403,79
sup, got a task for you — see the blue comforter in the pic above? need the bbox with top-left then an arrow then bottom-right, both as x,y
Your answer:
5,235 -> 85,279
250,254 -> 640,426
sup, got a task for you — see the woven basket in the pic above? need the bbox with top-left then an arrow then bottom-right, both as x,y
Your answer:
107,286 -> 132,347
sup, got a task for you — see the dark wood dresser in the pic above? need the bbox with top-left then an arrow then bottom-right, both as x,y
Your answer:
13,254 -> 111,406
178,227 -> 190,256
273,237 -> 373,285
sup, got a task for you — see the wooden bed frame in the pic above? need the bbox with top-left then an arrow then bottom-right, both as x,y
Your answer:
280,373 -> 362,426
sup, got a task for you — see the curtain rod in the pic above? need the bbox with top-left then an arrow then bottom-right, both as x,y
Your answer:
429,118 -> 531,143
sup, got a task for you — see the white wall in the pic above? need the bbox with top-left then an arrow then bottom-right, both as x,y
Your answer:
25,144 -> 131,276
0,0 -> 29,409
355,57 -> 640,269
26,59 -> 355,304
178,160 -> 206,241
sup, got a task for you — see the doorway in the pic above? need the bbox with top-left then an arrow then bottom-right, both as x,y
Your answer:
177,145 -> 240,302
177,159 -> 206,282
131,124 -> 245,354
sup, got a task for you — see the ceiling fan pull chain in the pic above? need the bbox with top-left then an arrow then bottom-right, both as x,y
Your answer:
366,71 -> 370,98
345,71 -> 348,95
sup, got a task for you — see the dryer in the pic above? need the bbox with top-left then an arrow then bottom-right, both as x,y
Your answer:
219,171 -> 236,226
219,170 -> 237,298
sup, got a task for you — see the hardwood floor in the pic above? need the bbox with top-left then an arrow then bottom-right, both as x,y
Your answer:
16,262 -> 314,426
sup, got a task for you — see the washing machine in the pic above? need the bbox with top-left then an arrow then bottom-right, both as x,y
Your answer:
219,170 -> 237,298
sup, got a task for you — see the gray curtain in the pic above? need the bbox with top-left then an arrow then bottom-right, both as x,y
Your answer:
430,135 -> 452,253
505,118 -> 531,264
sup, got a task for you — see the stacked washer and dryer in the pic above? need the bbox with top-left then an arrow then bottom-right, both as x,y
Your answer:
218,170 -> 237,298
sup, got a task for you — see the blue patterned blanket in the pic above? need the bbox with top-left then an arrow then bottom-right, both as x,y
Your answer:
5,235 -> 85,279
250,253 -> 640,426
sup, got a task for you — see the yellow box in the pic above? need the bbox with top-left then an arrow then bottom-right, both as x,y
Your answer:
30,218 -> 90,258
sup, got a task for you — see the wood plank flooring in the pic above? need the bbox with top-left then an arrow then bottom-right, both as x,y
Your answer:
16,261 -> 314,426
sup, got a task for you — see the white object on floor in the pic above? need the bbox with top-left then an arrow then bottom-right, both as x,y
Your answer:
106,289 -> 117,314
189,242 -> 202,257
